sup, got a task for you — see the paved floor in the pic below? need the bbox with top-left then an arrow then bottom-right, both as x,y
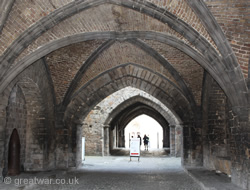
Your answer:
0,153 -> 243,190
0,156 -> 202,190
185,167 -> 243,190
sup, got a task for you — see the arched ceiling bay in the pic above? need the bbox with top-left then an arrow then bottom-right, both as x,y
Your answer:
45,39 -> 203,108
83,86 -> 181,126
13,3 -> 190,66
104,91 -> 181,126
0,0 -> 247,119
0,0 -> 216,58
64,64 -> 193,124
45,40 -> 106,104
110,103 -> 170,131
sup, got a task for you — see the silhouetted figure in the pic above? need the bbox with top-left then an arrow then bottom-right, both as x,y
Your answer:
143,134 -> 149,151
2,167 -> 7,181
137,135 -> 141,147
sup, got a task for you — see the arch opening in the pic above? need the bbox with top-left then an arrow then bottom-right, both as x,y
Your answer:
108,102 -> 171,154
4,78 -> 47,173
8,128 -> 21,176
74,87 -> 182,167
4,85 -> 27,174
124,114 -> 164,150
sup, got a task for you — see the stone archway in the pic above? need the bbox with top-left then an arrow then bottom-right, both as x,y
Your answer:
4,78 -> 47,172
65,64 -> 194,168
8,128 -> 20,176
4,85 -> 27,174
72,86 -> 183,167
108,103 -> 170,149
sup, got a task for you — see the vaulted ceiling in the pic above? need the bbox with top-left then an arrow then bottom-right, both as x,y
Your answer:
0,0 -> 249,123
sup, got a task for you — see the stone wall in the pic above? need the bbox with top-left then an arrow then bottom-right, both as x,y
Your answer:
0,59 -> 56,173
202,73 -> 231,175
5,86 -> 27,172
202,72 -> 250,189
228,102 -> 250,189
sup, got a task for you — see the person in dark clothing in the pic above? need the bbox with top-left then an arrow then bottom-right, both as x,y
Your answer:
137,135 -> 142,147
143,134 -> 149,150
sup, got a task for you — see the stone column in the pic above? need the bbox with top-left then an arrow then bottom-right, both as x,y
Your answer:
116,125 -> 119,147
112,125 -> 117,149
175,125 -> 182,157
121,129 -> 125,147
103,125 -> 110,156
170,125 -> 175,156
0,122 -> 5,178
76,124 -> 83,168
118,130 -> 123,147
163,126 -> 170,148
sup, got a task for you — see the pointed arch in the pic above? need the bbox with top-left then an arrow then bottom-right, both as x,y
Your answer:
0,0 -> 246,116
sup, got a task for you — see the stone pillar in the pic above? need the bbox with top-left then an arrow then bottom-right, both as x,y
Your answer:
170,125 -> 175,156
103,125 -> 110,156
121,129 -> 125,147
118,130 -> 123,147
116,125 -> 119,147
182,124 -> 192,166
175,125 -> 182,157
0,123 -> 5,178
112,125 -> 117,149
110,126 -> 113,149
76,124 -> 83,168
163,126 -> 170,148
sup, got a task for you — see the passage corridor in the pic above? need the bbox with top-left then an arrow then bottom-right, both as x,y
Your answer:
1,157 -> 202,190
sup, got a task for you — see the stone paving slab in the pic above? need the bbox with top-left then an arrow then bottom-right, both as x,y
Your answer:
185,167 -> 243,190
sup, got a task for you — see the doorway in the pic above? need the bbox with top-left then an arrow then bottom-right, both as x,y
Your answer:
8,128 -> 21,175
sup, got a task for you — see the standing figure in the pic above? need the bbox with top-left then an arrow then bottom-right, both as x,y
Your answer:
138,135 -> 142,148
143,134 -> 149,151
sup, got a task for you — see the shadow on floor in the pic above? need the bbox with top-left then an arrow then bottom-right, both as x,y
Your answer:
185,167 -> 244,190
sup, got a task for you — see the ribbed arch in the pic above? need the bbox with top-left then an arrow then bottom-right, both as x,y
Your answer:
64,63 -> 192,124
0,0 -> 246,115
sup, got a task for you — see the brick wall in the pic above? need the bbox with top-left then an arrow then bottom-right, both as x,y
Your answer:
146,0 -> 217,50
74,41 -> 177,93
202,72 -> 250,188
144,40 -> 204,105
205,0 -> 250,77
202,73 -> 231,175
46,40 -> 105,104
0,0 -> 74,55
